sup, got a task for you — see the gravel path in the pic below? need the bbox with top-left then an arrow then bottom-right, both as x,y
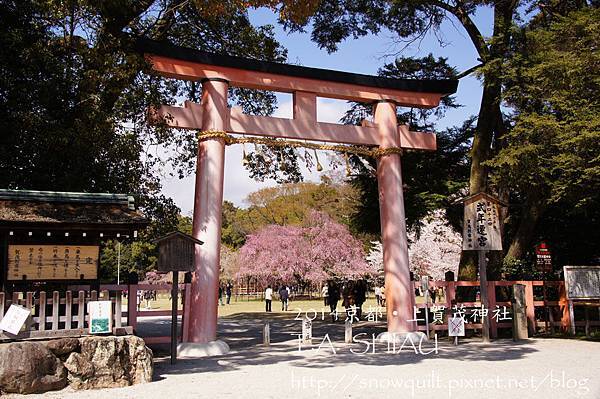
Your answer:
8,316 -> 600,399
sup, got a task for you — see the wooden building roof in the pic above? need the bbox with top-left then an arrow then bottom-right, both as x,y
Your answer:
0,190 -> 148,230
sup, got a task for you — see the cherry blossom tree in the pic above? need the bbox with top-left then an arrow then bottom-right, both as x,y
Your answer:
220,245 -> 240,282
366,210 -> 461,280
237,210 -> 375,286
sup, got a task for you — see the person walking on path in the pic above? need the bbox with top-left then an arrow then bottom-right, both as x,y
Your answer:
218,285 -> 224,306
328,281 -> 340,321
265,285 -> 273,312
279,285 -> 289,311
374,285 -> 382,306
321,284 -> 329,307
226,283 -> 232,304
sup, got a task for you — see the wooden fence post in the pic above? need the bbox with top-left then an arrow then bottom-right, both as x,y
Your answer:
445,281 -> 455,339
77,291 -> 85,329
52,291 -> 59,331
0,292 -> 4,319
488,281 -> 498,338
26,292 -> 34,330
263,322 -> 270,346
38,291 -> 47,331
115,291 -> 122,328
127,284 -> 138,332
524,281 -> 535,336
65,291 -> 72,330
558,282 -> 571,333
445,281 -> 455,309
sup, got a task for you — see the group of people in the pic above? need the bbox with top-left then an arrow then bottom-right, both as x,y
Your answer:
136,290 -> 157,310
218,282 -> 233,305
322,280 -> 368,321
264,285 -> 290,312
374,285 -> 386,306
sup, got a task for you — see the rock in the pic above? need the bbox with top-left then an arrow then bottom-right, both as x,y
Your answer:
45,337 -> 80,357
0,341 -> 67,394
64,335 -> 153,389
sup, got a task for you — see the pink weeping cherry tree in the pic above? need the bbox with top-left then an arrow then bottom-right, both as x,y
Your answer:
236,210 -> 375,287
366,209 -> 461,281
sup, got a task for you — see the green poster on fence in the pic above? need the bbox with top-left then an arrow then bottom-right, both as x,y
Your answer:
88,301 -> 112,334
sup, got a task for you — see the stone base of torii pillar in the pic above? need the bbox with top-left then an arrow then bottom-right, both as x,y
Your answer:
177,340 -> 230,358
376,331 -> 429,344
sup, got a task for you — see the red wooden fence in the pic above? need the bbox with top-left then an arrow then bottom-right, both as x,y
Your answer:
0,283 -> 191,344
412,280 -> 599,337
2,280 -> 597,342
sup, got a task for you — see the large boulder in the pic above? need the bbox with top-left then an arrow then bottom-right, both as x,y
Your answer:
0,341 -> 67,394
45,337 -> 80,357
64,335 -> 153,389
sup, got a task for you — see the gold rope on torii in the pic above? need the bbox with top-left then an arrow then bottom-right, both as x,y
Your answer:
197,130 -> 403,159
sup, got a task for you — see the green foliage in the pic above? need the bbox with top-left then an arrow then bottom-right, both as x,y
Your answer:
491,8 -> 600,208
0,0 -> 289,196
349,119 -> 474,237
0,1 -> 296,280
99,240 -> 157,283
490,9 -> 600,207
283,0 -> 446,54
343,55 -> 470,237
501,256 -> 541,281
221,201 -> 247,249
487,8 -> 600,265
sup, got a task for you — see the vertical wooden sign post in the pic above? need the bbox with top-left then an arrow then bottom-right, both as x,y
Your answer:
171,270 -> 179,361
154,231 -> 203,364
463,193 -> 505,343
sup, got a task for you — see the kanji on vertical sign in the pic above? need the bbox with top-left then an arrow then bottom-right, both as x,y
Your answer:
462,193 -> 503,251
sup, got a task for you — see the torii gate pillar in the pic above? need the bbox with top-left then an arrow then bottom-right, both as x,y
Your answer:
137,38 -> 458,348
375,101 -> 417,334
181,78 -> 229,354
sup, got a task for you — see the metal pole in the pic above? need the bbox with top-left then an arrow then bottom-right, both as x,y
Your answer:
479,250 -> 490,343
171,270 -> 179,364
117,241 -> 121,286
423,276 -> 430,338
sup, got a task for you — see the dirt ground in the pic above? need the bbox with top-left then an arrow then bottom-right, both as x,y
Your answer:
8,313 -> 600,399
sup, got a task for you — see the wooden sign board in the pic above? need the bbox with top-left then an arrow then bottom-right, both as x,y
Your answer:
564,266 -> 600,300
0,304 -> 31,335
154,231 -> 201,272
462,193 -> 503,251
7,245 -> 99,281
88,301 -> 112,334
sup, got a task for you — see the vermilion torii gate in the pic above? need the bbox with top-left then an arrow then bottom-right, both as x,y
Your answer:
138,38 -> 458,351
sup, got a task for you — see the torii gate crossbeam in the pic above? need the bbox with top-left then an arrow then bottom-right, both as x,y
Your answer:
137,38 -> 458,352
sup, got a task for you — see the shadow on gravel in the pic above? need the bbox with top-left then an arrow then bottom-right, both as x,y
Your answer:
147,312 -> 539,379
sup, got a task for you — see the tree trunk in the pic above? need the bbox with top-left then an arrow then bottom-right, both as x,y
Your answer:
457,0 -> 516,280
457,82 -> 502,280
506,195 -> 546,261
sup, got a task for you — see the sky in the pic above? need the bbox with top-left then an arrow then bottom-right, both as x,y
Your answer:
160,7 -> 494,215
